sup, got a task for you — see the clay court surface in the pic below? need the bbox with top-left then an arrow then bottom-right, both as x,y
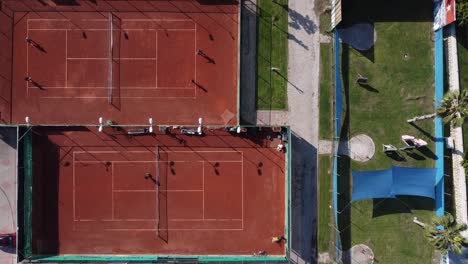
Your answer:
30,126 -> 286,255
0,0 -> 238,125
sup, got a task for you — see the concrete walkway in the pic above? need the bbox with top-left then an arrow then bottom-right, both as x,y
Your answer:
445,24 -> 468,237
286,0 -> 320,263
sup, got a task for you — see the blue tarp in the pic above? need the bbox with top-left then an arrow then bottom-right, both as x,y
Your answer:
352,166 -> 436,201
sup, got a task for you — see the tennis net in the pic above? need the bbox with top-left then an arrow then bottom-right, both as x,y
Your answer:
156,145 -> 168,241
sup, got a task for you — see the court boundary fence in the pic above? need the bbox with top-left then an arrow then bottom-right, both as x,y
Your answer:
14,125 -> 290,263
331,26 -> 445,264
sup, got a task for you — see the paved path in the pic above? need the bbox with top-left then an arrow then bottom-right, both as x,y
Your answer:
445,24 -> 468,237
286,0 -> 320,263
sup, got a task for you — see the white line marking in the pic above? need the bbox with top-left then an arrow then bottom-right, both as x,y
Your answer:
241,151 -> 244,230
65,30 -> 68,89
75,160 -> 242,163
202,160 -> 205,220
27,18 -> 193,21
111,162 -> 114,219
104,228 -> 243,231
169,219 -> 242,221
113,189 -> 203,192
30,86 -> 192,89
155,29 -> 158,88
66,57 -> 157,60
73,150 -> 242,154
194,23 -> 197,98
28,29 -> 195,31
73,151 -> 76,220
76,218 -> 242,222
26,17 -> 29,97
41,96 -> 196,99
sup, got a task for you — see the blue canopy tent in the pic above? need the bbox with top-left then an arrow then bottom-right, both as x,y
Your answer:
352,166 -> 436,202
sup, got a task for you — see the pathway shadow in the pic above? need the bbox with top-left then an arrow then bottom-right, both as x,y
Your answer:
290,132 -> 318,263
239,0 -> 258,125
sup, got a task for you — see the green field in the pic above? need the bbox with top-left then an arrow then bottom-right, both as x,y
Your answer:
319,44 -> 333,140
256,0 -> 288,110
458,26 -> 468,152
318,155 -> 333,253
337,20 -> 436,263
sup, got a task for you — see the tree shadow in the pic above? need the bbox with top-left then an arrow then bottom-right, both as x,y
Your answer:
408,122 -> 436,142
288,8 -> 317,35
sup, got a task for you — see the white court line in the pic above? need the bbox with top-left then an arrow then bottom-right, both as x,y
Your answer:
113,189 -> 203,192
66,57 -> 157,60
111,162 -> 114,220
241,151 -> 244,230
169,219 -> 242,221
30,86 -> 192,89
26,17 -> 29,97
76,218 -> 241,222
42,96 -> 196,99
77,160 -> 242,163
155,29 -> 158,88
105,228 -> 243,231
72,152 -> 76,220
202,160 -> 205,220
122,19 -> 193,21
27,18 -> 193,21
28,29 -> 195,31
194,23 -> 197,98
65,30 -> 68,89
73,150 -> 242,153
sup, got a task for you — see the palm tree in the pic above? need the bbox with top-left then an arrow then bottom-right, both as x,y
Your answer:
423,213 -> 468,254
407,90 -> 468,127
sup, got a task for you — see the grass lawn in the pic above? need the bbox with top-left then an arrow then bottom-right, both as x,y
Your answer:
319,44 -> 332,140
458,26 -> 468,152
318,155 -> 333,253
337,18 -> 436,263
256,0 -> 288,110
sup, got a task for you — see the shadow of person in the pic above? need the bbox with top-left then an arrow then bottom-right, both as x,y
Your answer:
358,83 -> 379,93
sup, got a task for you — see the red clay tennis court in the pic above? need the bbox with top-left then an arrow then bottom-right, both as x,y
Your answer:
31,126 -> 286,256
3,0 -> 238,125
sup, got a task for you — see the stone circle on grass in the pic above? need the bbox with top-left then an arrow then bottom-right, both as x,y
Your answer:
338,134 -> 375,162
343,244 -> 375,264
